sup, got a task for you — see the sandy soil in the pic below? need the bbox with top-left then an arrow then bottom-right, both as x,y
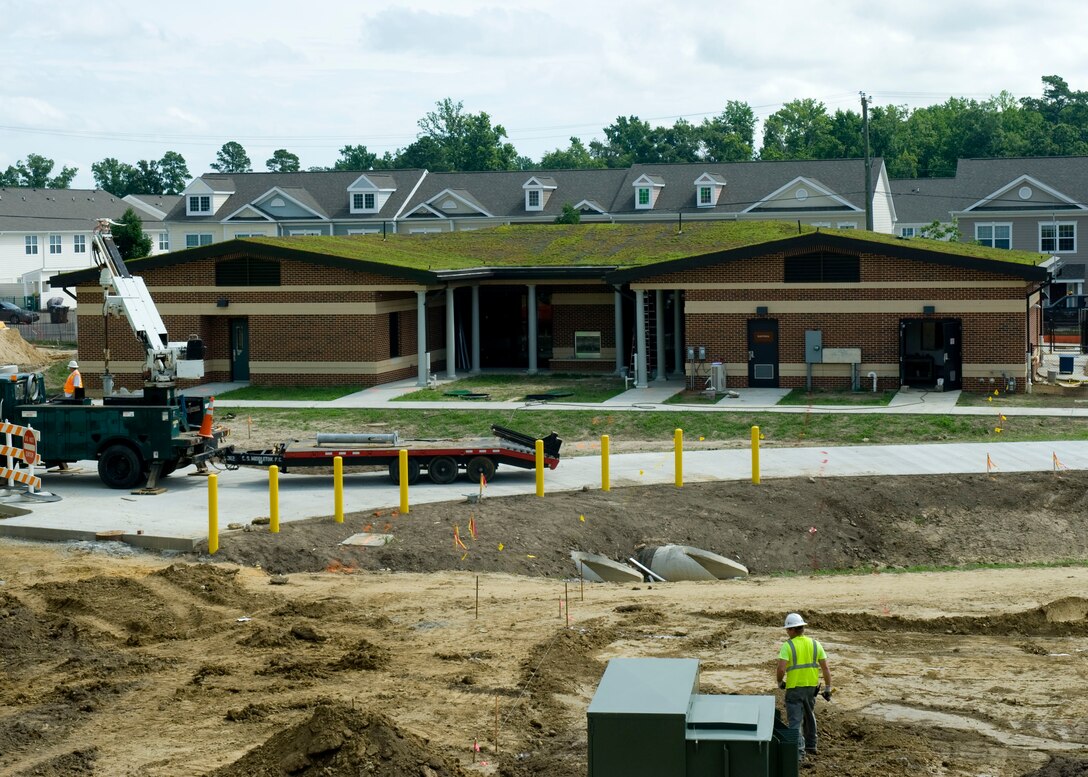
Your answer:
1,472 -> 1087,776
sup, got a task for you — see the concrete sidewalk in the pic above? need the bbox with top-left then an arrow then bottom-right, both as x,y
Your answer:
1,440 -> 1085,551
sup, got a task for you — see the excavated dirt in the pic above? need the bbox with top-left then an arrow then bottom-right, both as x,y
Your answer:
0,325 -> 63,370
0,472 -> 1087,776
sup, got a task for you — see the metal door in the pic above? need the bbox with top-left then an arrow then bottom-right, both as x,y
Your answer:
747,319 -> 779,387
230,318 -> 250,381
940,319 -> 962,390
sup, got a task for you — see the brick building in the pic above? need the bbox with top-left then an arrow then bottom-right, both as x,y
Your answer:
52,222 -> 1049,394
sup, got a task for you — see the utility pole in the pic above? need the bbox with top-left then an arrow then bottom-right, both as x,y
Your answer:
861,91 -> 873,231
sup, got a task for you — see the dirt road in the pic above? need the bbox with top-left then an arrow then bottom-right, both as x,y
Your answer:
1,472 -> 1087,776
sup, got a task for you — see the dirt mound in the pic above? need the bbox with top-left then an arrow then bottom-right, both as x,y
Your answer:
202,472 -> 1088,580
10,747 -> 97,777
207,702 -> 467,776
151,563 -> 267,609
1021,757 -> 1088,776
0,327 -> 62,370
715,600 -> 1088,637
0,591 -> 83,670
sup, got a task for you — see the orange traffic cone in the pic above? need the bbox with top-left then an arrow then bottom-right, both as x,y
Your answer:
198,396 -> 215,438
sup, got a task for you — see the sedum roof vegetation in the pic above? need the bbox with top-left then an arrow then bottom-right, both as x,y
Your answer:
244,221 -> 1047,271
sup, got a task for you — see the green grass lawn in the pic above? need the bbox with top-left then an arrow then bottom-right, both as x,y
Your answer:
779,389 -> 897,406
238,406 -> 1088,449
955,388 -> 1088,408
393,373 -> 626,403
214,385 -> 364,401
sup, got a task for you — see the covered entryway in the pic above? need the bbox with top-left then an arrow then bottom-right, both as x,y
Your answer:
900,318 -> 962,390
747,319 -> 779,387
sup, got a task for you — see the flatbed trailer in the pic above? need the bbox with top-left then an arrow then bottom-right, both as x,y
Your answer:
219,425 -> 561,485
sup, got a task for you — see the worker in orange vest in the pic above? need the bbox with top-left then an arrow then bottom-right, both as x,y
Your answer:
63,360 -> 82,398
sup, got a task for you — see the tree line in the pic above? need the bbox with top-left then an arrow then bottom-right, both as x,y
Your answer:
4,76 -> 1088,198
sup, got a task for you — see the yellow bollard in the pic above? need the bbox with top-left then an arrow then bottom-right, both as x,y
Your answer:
601,434 -> 610,492
269,465 -> 280,533
674,428 -> 683,487
333,456 -> 344,523
535,439 -> 545,497
399,449 -> 410,514
751,425 -> 761,485
207,473 -> 219,555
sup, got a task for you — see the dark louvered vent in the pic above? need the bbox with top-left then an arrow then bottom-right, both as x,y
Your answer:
784,252 -> 859,283
216,257 -> 281,286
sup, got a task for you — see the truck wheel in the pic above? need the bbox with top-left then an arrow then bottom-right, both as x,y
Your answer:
98,445 -> 144,489
427,456 -> 459,484
387,458 -> 420,485
465,456 -> 496,484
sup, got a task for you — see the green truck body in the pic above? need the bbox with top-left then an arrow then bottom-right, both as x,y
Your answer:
2,372 -> 223,489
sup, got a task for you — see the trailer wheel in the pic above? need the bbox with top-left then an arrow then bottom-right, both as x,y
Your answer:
427,456 -> 459,484
465,456 -> 496,484
387,458 -> 421,485
98,444 -> 144,489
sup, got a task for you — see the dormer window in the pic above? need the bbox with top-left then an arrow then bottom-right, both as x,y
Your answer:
694,172 -> 725,208
188,195 -> 211,214
522,176 -> 557,212
633,174 -> 665,210
352,192 -> 376,212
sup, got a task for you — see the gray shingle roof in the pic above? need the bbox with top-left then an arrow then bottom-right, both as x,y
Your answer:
888,177 -> 968,224
0,187 -> 165,231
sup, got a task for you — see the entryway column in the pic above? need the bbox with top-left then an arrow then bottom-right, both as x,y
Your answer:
445,286 -> 456,379
673,290 -> 683,376
635,288 -> 648,388
614,290 -> 625,375
416,290 -> 428,387
527,284 -> 538,375
655,289 -> 666,381
470,284 -> 481,374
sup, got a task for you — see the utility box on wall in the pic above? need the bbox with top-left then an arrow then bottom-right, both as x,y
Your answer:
804,330 -> 823,364
587,657 -> 780,777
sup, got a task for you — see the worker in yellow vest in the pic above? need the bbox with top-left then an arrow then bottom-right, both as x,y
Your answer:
63,360 -> 82,398
776,612 -> 832,766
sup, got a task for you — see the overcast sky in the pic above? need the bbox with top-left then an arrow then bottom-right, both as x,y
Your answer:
2,0 -> 1085,190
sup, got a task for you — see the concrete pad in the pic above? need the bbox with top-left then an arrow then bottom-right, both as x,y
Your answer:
714,388 -> 791,407
602,383 -> 684,406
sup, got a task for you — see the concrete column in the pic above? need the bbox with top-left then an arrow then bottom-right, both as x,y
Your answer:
614,290 -> 625,375
416,290 -> 428,387
635,288 -> 647,388
445,286 -> 456,379
470,284 -> 481,374
673,289 -> 683,376
527,284 -> 538,375
655,289 -> 666,381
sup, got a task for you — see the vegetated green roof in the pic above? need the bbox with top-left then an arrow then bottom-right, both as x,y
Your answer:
245,221 -> 1047,270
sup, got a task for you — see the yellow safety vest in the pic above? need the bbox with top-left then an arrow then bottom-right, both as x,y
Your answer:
780,635 -> 823,689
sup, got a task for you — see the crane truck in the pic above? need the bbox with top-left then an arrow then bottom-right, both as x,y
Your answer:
0,220 -> 224,490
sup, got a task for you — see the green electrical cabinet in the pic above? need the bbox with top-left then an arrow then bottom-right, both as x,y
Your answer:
587,658 -> 699,777
587,658 -> 780,777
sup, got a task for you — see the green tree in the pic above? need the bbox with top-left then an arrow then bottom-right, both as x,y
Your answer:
111,207 -> 153,260
210,141 -> 252,173
759,99 -> 838,160
92,157 -> 139,195
919,217 -> 961,242
266,149 -> 301,172
590,115 -> 658,167
159,151 -> 190,194
0,153 -> 78,188
539,137 -> 603,169
408,98 -> 518,171
554,203 -> 581,224
655,118 -> 702,163
330,145 -> 378,171
700,101 -> 756,162
132,159 -> 164,194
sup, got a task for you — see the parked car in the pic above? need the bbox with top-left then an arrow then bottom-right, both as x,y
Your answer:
1043,294 -> 1088,328
0,301 -> 39,324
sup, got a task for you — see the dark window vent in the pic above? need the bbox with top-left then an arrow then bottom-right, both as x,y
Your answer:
784,252 -> 860,283
216,257 -> 281,286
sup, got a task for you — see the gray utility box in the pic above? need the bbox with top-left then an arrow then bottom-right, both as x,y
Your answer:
587,657 -> 777,777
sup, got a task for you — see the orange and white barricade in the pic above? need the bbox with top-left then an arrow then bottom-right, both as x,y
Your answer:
0,421 -> 42,493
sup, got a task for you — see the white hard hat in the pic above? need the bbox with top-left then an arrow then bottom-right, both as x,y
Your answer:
784,613 -> 806,629
68,360 -> 79,369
